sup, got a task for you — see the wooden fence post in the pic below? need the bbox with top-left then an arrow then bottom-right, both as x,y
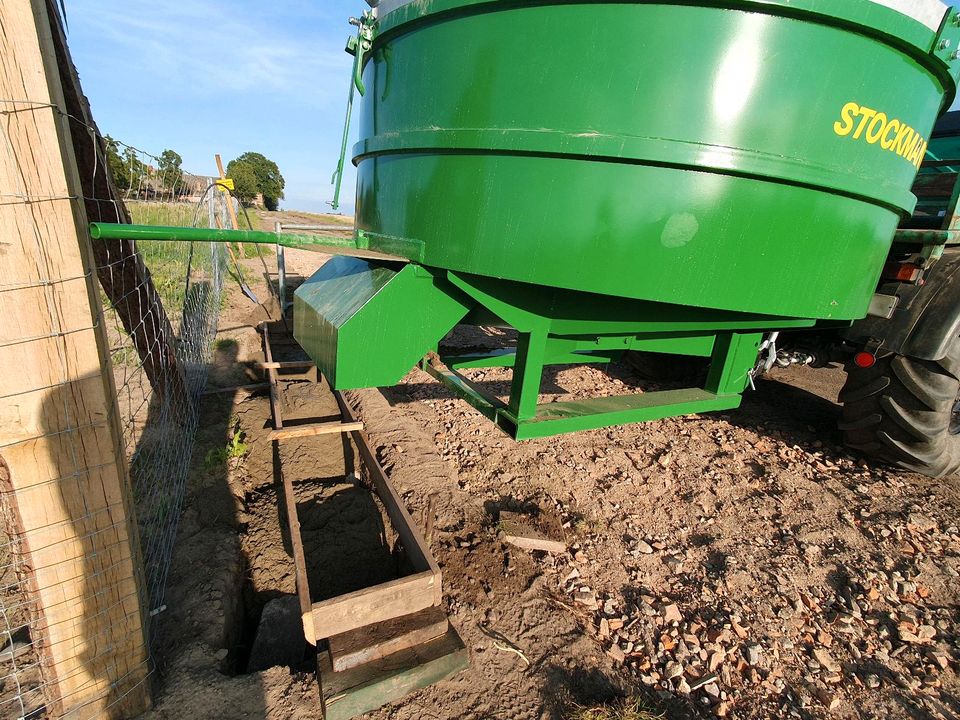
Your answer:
0,0 -> 152,717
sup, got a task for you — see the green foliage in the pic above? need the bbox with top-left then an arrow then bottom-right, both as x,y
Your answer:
124,202 -> 215,316
228,151 -> 285,209
204,418 -> 248,469
226,160 -> 259,206
158,149 -> 184,195
104,135 -> 145,191
569,698 -> 664,720
127,201 -> 197,227
103,136 -> 185,196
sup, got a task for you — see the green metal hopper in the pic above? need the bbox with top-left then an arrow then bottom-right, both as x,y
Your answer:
294,0 -> 960,438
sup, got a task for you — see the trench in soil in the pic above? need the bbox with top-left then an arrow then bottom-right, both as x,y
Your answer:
219,361 -> 414,675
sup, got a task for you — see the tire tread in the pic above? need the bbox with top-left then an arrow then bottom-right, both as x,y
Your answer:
840,349 -> 960,479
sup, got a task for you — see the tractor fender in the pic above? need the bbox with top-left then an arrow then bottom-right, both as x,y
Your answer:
844,249 -> 960,369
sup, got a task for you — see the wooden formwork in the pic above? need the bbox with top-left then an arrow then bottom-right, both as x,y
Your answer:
260,326 -> 443,644
260,325 -> 465,720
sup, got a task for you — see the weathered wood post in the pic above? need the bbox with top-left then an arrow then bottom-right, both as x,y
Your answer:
0,0 -> 152,717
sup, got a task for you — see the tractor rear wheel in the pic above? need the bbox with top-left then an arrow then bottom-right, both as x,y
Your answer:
839,342 -> 960,478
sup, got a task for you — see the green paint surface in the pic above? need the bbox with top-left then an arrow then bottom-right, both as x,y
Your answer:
354,0 -> 960,320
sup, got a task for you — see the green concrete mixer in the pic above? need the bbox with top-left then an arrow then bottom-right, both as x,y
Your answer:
92,0 -> 960,477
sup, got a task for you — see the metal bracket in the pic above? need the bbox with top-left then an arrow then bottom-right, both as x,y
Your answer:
934,7 -> 960,75
346,12 -> 376,96
867,293 -> 900,319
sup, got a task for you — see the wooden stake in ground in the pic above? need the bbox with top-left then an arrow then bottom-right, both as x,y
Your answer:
215,153 -> 243,234
0,1 -> 151,717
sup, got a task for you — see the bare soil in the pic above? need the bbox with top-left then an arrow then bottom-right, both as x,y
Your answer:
142,213 -> 960,720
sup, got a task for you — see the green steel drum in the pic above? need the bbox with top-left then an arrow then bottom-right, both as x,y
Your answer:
355,0 -> 959,320
293,0 -> 960,438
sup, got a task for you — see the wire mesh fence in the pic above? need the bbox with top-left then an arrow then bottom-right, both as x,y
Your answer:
0,3 -> 242,715
1,129 -> 235,720
94,166 -> 232,620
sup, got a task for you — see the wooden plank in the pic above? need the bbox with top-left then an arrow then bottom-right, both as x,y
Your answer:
0,2 -> 151,716
312,570 -> 439,640
328,605 -> 449,672
260,356 -> 443,646
215,153 -> 242,234
262,326 -> 315,645
259,360 -> 314,370
333,392 -> 442,604
269,421 -> 363,441
320,626 -> 468,720
500,511 -> 567,554
262,325 -> 284,430
201,382 -> 270,396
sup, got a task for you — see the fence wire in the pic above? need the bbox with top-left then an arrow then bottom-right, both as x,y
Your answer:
0,88 -> 232,718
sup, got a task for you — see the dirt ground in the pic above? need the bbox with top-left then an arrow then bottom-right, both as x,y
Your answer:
143,210 -> 960,720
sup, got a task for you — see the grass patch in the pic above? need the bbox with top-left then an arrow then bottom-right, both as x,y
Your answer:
122,201 -> 222,318
574,515 -> 605,536
569,697 -> 664,720
204,418 -> 248,469
128,201 -> 202,227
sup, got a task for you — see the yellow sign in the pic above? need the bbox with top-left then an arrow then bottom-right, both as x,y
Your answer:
216,178 -> 235,191
833,102 -> 928,169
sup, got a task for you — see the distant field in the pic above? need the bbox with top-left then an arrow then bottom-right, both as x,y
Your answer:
255,208 -> 354,230
127,201 -> 202,228
127,199 -> 270,258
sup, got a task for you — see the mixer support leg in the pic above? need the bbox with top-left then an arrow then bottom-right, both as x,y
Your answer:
509,330 -> 549,421
705,332 -> 764,396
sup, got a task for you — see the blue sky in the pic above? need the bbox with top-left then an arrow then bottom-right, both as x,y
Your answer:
66,0 -> 360,214
66,0 -> 960,214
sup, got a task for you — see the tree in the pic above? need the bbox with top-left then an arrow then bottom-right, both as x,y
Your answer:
226,160 -> 259,206
157,149 -> 183,195
103,135 -> 139,191
229,151 -> 285,210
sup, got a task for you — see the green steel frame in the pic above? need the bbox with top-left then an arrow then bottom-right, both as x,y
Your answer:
409,270 -> 818,439
420,332 -> 763,440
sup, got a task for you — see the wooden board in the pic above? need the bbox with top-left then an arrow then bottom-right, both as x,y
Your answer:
269,421 -> 363,441
320,627 -> 468,720
259,360 -> 315,370
328,605 -> 449,672
333,392 -> 442,599
262,326 -> 316,645
312,570 -> 439,640
500,511 -> 567,554
0,1 -> 150,716
258,346 -> 443,644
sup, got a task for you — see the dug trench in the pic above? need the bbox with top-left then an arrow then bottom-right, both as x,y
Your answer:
229,366 -> 406,675
142,294 -> 420,717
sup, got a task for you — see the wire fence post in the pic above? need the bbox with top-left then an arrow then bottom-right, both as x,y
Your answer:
276,221 -> 288,314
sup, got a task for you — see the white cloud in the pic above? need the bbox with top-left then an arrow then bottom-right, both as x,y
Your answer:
68,0 -> 352,101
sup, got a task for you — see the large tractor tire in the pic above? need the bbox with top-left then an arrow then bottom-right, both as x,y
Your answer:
839,343 -> 960,478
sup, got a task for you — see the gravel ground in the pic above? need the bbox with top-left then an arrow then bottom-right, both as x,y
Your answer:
347,328 -> 960,720
144,221 -> 959,719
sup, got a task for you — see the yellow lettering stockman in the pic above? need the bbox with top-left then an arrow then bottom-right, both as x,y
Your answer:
833,102 -> 928,169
